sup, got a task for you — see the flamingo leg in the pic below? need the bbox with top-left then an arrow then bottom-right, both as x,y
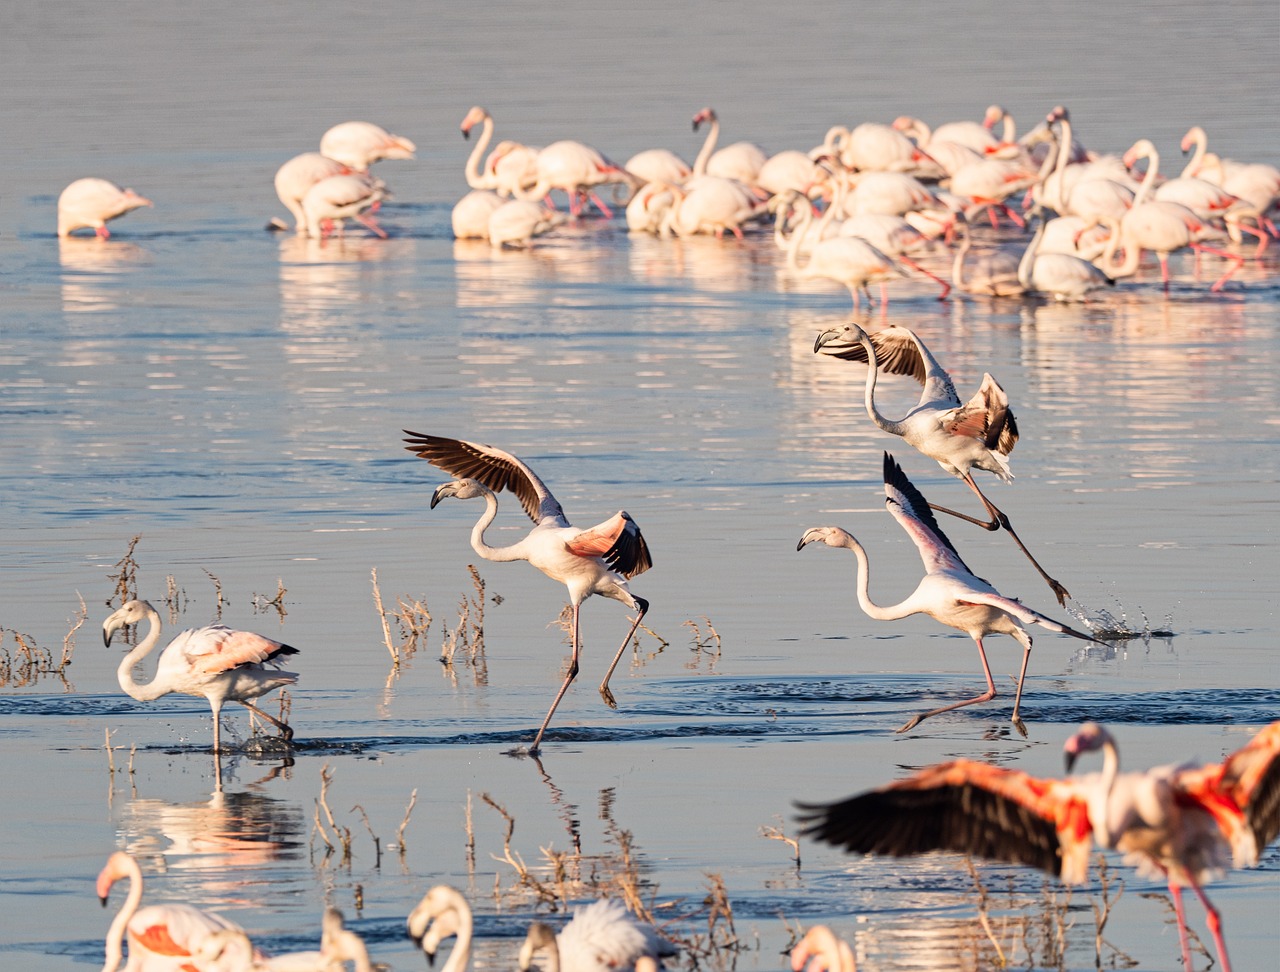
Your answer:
530,603 -> 582,755
354,212 -> 388,239
928,473 -> 1072,605
898,254 -> 952,300
1008,632 -> 1033,738
897,634 -> 998,733
586,190 -> 614,219
95,225 -> 111,239
1168,883 -> 1195,972
210,699 -> 223,754
598,596 -> 648,708
1193,243 -> 1245,292
239,700 -> 294,742
1188,880 -> 1232,972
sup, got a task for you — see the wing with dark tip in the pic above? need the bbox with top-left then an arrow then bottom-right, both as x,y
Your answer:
882,453 -> 976,576
815,324 -> 963,409
403,431 -> 565,525
565,511 -> 652,578
1222,721 -> 1280,852
796,759 -> 1091,879
944,373 -> 1018,455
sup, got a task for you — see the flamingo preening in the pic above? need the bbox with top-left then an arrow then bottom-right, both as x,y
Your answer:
403,432 -> 651,756
190,910 -> 373,972
813,322 -> 1071,604
102,600 -> 298,754
798,453 -> 1104,735
797,721 -> 1280,972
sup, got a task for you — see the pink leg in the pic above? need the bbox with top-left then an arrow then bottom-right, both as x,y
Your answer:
899,255 -> 952,300
1160,254 -> 1171,289
897,636 -> 998,733
586,190 -> 614,219
1168,883 -> 1194,972
1188,881 -> 1232,972
530,603 -> 581,755
1193,243 -> 1245,292
355,213 -> 388,239
1000,204 -> 1026,229
95,225 -> 111,239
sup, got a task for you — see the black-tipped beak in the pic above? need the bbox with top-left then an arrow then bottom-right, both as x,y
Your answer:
100,895 -> 108,908
462,128 -> 471,141
430,485 -> 448,509
1064,751 -> 1078,773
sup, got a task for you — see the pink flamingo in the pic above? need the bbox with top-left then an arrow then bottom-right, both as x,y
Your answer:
300,174 -> 387,240
515,139 -> 630,218
273,153 -> 351,231
690,107 -> 768,185
318,121 -> 415,172
58,179 -> 152,238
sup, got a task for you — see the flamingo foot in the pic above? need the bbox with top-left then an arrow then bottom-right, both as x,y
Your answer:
96,225 -> 110,239
355,213 -> 388,239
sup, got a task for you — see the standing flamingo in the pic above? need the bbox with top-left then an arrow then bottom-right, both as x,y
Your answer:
797,721 -> 1280,972
102,600 -> 298,754
517,898 -> 674,972
407,885 -> 472,972
273,153 -> 351,232
403,432 -> 651,756
690,107 -> 768,185
515,140 -> 630,218
950,217 -> 1025,296
813,322 -> 1070,604
798,453 -> 1102,734
58,178 -> 152,238
318,121 -> 415,171
300,174 -> 387,240
1017,216 -> 1115,302
459,106 -> 540,197
98,850 -> 244,972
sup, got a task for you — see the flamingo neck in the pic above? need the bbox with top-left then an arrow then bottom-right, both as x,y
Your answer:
842,534 -> 912,622
784,199 -> 813,271
464,115 -> 495,190
115,608 -> 169,703
951,229 -> 971,289
1179,128 -> 1206,179
692,116 -> 719,178
441,906 -> 472,972
856,332 -> 907,438
101,859 -> 143,972
1016,221 -> 1045,288
1094,736 -> 1122,846
1131,145 -> 1159,209
468,488 -> 524,564
1098,216 -> 1137,278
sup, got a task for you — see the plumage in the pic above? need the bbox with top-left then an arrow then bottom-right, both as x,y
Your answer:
58,178 -> 152,238
518,899 -> 674,972
404,432 -> 651,754
407,885 -> 471,972
319,121 -> 415,171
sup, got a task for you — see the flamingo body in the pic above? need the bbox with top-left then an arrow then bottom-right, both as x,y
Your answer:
58,178 -> 152,238
319,121 -> 415,171
519,899 -> 674,972
301,174 -> 386,240
274,153 -> 350,231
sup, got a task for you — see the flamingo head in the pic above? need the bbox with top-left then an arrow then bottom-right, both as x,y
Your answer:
461,106 -> 489,139
193,930 -> 257,969
813,323 -> 872,360
95,851 -> 133,904
430,478 -> 492,508
1046,105 -> 1069,125
407,885 -> 470,953
517,922 -> 557,972
797,526 -> 858,552
1179,126 -> 1205,155
1063,721 -> 1115,772
692,107 -> 717,131
983,104 -> 1007,130
121,189 -> 153,210
102,599 -> 154,647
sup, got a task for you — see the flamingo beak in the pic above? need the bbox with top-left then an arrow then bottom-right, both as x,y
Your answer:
430,482 -> 456,509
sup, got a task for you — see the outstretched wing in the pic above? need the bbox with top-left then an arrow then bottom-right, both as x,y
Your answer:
882,452 -> 975,576
796,759 -> 1094,881
1219,721 -> 1280,854
943,372 -> 1018,454
403,431 -> 564,525
566,511 -> 653,578
815,324 -> 963,409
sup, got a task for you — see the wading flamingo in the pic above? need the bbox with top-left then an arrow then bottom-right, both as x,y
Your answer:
301,174 -> 387,240
98,850 -> 243,972
1017,216 -> 1115,302
459,106 -> 540,197
102,600 -> 298,754
797,721 -> 1280,972
798,454 -> 1103,735
319,121 -> 415,172
813,322 -> 1070,603
191,909 -> 373,972
690,107 -> 768,186
273,153 -> 351,232
518,898 -> 674,972
407,885 -> 472,972
950,217 -> 1025,296
515,140 -> 630,218
58,178 -> 152,238
403,432 -> 651,755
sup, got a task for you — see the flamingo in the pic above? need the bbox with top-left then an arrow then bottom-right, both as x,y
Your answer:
515,140 -> 630,218
403,432 -> 651,755
452,189 -> 505,240
813,322 -> 1069,603
459,106 -> 540,197
98,850 -> 244,972
790,925 -> 857,972
1040,107 -> 1135,221
842,122 -> 933,174
661,178 -> 768,239
797,721 -> 1280,972
102,600 -> 298,754
950,216 -> 1024,296
190,910 -> 373,972
517,898 -> 674,972
1017,216 -> 1115,301
273,153 -> 351,232
300,174 -> 387,240
407,885 -> 472,972
488,199 -> 566,249
798,453 -> 1103,734
624,182 -> 680,234
624,148 -> 692,187
1180,126 -> 1279,247
756,150 -> 828,199
948,157 -> 1038,228
318,121 -> 415,172
58,178 -> 152,238
690,107 -> 768,186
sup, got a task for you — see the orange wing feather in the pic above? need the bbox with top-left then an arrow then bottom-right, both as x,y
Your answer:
132,923 -> 192,956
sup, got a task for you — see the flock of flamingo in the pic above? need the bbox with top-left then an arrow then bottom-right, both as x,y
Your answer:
79,103 -> 1279,971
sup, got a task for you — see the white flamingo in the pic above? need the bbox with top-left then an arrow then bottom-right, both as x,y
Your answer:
318,121 -> 415,171
780,193 -> 908,309
690,107 -> 768,185
190,910 -> 373,972
518,899 -> 674,972
459,106 -> 540,197
273,153 -> 351,232
950,218 -> 1024,296
1017,217 -> 1115,301
798,453 -> 1104,735
624,147 -> 692,187
452,190 -> 505,240
515,139 -> 630,218
58,178 -> 152,238
301,174 -> 387,240
102,600 -> 298,754
403,432 -> 651,755
813,322 -> 1069,603
407,886 -> 472,972
488,199 -> 566,248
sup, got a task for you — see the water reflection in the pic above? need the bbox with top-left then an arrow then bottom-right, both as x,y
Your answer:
58,238 -> 151,314
115,784 -> 303,909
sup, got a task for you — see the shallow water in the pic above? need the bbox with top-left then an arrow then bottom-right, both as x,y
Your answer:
2,3 -> 1279,971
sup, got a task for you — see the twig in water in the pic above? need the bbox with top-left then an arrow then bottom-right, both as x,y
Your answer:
371,568 -> 399,666
760,817 -> 801,868
397,788 -> 418,860
203,569 -> 225,619
353,805 -> 382,868
107,535 -> 142,606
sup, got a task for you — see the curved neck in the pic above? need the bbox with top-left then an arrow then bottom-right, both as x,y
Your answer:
692,116 -> 719,177
1179,128 -> 1206,179
469,488 -> 524,563
856,331 -> 907,437
101,859 -> 142,972
464,115 -> 495,189
784,199 -> 813,270
1094,737 -> 1122,845
441,906 -> 472,972
1017,220 -> 1045,287
1099,215 -> 1137,277
1131,144 -> 1158,208
1051,115 -> 1072,205
999,113 -> 1016,144
840,534 -> 911,622
951,227 -> 971,287
116,607 -> 168,703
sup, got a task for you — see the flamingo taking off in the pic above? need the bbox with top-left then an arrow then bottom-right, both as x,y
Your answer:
797,721 -> 1280,972
813,322 -> 1070,604
102,599 -> 299,754
798,453 -> 1103,735
403,432 -> 652,755
318,120 -> 416,172
58,178 -> 152,238
518,898 -> 675,972
98,850 -> 244,972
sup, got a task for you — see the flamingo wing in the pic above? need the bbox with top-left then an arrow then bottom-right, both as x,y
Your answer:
942,373 -> 1018,453
566,511 -> 653,578
882,453 -> 975,576
1219,721 -> 1280,853
796,759 -> 1094,879
172,625 -> 298,677
403,431 -> 565,525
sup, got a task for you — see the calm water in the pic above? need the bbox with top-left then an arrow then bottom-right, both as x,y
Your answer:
1,3 -> 1278,971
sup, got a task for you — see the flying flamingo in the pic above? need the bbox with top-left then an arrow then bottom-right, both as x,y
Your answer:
300,174 -> 387,240
407,885 -> 472,972
790,925 -> 857,972
191,910 -> 374,972
403,432 -> 651,756
98,850 -> 245,972
798,453 -> 1103,734
318,121 -> 415,172
273,153 -> 351,232
796,721 -> 1280,972
517,898 -> 674,972
58,178 -> 152,238
102,600 -> 299,754
813,322 -> 1070,604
